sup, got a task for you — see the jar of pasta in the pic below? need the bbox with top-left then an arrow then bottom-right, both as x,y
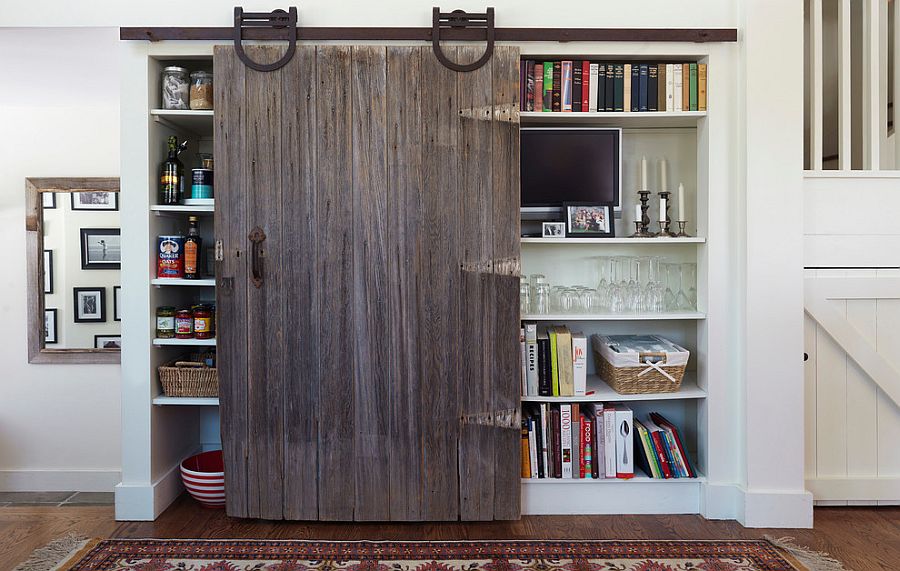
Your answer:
190,71 -> 214,110
162,67 -> 190,110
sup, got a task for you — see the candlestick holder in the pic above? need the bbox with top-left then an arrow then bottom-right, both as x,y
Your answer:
674,220 -> 692,238
630,220 -> 653,238
658,190 -> 677,237
636,190 -> 655,237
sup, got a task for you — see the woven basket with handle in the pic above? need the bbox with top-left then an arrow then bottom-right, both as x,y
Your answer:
158,358 -> 218,397
593,350 -> 686,394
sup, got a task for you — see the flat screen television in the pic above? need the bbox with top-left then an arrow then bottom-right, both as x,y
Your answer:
520,127 -> 622,219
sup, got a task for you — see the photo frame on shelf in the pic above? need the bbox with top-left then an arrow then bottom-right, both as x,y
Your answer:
80,228 -> 121,270
71,191 -> 118,211
44,308 -> 58,344
542,222 -> 566,238
73,287 -> 106,323
94,335 -> 122,350
41,192 -> 56,209
113,286 -> 122,322
564,202 -> 615,238
43,249 -> 53,294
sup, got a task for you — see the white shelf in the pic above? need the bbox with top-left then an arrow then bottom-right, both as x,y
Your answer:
521,312 -> 705,321
522,469 -> 705,484
151,278 -> 215,287
150,109 -> 214,137
153,338 -> 216,347
152,396 -> 219,406
151,204 -> 215,215
521,236 -> 705,244
521,374 -> 705,402
520,110 -> 706,128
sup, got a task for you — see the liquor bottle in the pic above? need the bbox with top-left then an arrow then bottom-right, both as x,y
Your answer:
159,136 -> 188,205
184,216 -> 203,279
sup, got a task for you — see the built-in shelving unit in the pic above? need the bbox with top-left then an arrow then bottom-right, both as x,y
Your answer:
521,374 -> 704,402
152,396 -> 220,406
521,236 -> 705,244
521,312 -> 705,321
151,204 -> 215,215
520,111 -> 706,128
151,278 -> 216,287
153,337 -> 216,347
522,469 -> 706,484
150,109 -> 214,136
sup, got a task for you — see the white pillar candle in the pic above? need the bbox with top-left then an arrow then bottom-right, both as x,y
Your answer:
641,156 -> 648,191
678,182 -> 686,221
660,197 -> 667,220
660,159 -> 668,191
635,203 -> 642,223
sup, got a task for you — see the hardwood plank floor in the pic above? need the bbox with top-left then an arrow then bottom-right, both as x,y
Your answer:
1,496 -> 898,570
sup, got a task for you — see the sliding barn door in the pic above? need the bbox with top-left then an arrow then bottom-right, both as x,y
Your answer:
214,44 -> 520,521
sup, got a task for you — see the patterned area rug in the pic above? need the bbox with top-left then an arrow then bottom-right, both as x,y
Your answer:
58,540 -> 803,571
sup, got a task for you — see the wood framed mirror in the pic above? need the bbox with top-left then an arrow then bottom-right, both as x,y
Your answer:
26,177 -> 121,364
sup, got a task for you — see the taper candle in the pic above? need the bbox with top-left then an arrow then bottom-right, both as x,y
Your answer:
635,203 -> 642,223
660,197 -> 667,220
660,159 -> 668,191
641,156 -> 648,191
678,183 -> 686,221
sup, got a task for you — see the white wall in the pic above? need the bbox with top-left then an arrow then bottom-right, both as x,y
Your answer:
0,27 -> 121,491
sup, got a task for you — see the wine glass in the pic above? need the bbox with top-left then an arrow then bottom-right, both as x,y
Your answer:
681,262 -> 697,310
607,257 -> 625,313
674,264 -> 691,311
663,263 -> 678,311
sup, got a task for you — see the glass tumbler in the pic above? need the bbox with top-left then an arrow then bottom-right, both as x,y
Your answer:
519,280 -> 532,315
534,283 -> 551,315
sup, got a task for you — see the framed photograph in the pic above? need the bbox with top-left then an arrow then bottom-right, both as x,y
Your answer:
43,249 -> 53,294
44,308 -> 58,344
42,192 -> 57,209
71,191 -> 118,211
73,287 -> 106,323
113,286 -> 122,322
542,222 -> 566,238
80,228 -> 121,270
564,202 -> 615,238
94,335 -> 122,350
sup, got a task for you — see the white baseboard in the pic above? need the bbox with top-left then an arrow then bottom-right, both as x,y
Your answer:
741,488 -> 814,528
115,462 -> 184,521
701,482 -> 744,521
0,470 -> 120,492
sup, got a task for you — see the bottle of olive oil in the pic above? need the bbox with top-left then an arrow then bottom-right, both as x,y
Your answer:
159,136 -> 188,205
184,216 -> 203,279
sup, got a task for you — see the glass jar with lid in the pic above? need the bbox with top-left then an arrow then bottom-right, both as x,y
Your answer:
161,66 -> 190,110
190,71 -> 214,110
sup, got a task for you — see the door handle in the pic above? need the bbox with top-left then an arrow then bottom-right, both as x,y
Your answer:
248,226 -> 266,288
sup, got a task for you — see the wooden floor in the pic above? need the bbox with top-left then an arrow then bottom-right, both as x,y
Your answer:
1,496 -> 899,570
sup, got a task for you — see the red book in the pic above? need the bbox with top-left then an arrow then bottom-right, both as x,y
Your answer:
646,423 -> 673,479
581,60 -> 591,111
551,406 -> 562,478
651,412 -> 696,478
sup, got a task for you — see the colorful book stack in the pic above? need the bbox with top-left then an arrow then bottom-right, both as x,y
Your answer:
521,323 -> 587,397
519,60 -> 707,113
520,406 -> 695,480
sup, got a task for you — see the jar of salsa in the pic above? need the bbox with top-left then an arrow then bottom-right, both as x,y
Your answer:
175,309 -> 193,339
156,306 -> 176,338
193,305 -> 213,339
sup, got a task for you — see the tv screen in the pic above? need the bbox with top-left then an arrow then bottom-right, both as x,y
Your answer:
520,128 -> 621,211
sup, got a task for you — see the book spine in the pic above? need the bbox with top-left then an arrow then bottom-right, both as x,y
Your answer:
673,64 -> 683,111
581,413 -> 592,478
689,63 -> 698,111
520,421 -> 531,478
639,63 -> 649,112
615,407 -> 634,479
656,64 -> 665,112
631,64 -> 640,111
633,422 -> 655,478
519,62 -> 526,111
549,329 -> 560,396
556,329 -> 574,396
572,333 -> 587,396
665,63 -> 675,112
648,64 -> 658,112
592,410 -> 601,478
537,337 -> 552,396
552,61 -> 562,112
623,63 -> 632,112
603,408 -> 617,478
519,327 -> 527,396
606,64 -> 616,111
560,404 -> 573,478
561,60 -> 573,112
571,404 -> 580,478
663,429 -> 686,478
540,403 -> 549,477
589,63 -> 600,112
524,322 -> 538,396
551,406 -> 562,478
649,429 -> 672,478
525,60 -> 535,112
682,63 -> 690,111
543,62 -> 554,112
581,60 -> 591,111
572,60 -> 582,112
528,417 -> 539,478
698,63 -> 707,111
534,63 -> 544,112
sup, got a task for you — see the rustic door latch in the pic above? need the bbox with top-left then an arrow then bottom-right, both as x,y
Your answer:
432,7 -> 495,73
234,6 -> 298,72
248,226 -> 267,288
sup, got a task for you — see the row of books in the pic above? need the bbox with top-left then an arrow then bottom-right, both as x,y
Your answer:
520,324 -> 587,397
519,60 -> 708,113
520,404 -> 695,480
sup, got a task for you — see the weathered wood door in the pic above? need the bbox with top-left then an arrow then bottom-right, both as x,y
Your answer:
214,44 -> 521,521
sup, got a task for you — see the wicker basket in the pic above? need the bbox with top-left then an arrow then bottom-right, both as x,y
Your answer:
158,357 -> 218,397
591,335 -> 688,395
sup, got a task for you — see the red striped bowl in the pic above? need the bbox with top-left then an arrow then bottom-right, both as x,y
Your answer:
180,450 -> 225,508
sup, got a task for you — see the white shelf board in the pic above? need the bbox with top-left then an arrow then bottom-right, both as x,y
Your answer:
520,111 -> 706,128
150,109 -> 214,137
152,396 -> 219,406
521,237 -> 705,244
151,204 -> 214,215
522,469 -> 705,484
522,374 -> 704,402
521,312 -> 705,321
151,278 -> 215,287
153,337 -> 216,347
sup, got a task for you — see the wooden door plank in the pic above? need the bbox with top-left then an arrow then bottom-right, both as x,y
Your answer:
845,270 -> 878,478
420,46 -> 460,521
490,46 -> 522,521
457,45 -> 496,521
804,309 -> 818,480
316,45 -> 356,520
386,46 -> 425,521
282,45 -> 320,520
350,46 -> 391,521
213,45 -> 250,518
244,45 -> 286,519
813,270 -> 848,479
875,269 -> 900,477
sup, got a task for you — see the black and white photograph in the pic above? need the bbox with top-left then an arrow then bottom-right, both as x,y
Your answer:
80,228 -> 121,270
71,191 -> 118,211
94,335 -> 122,350
43,250 -> 53,294
542,222 -> 566,238
42,192 -> 57,209
44,308 -> 58,344
73,287 -> 106,323
114,285 -> 122,322
564,202 -> 615,238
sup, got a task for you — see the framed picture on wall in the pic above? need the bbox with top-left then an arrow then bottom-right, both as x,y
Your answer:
563,202 -> 615,238
71,191 -> 118,211
44,308 -> 58,344
42,192 -> 56,209
94,335 -> 122,350
43,250 -> 53,294
113,286 -> 121,322
73,287 -> 106,323
80,228 -> 121,270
